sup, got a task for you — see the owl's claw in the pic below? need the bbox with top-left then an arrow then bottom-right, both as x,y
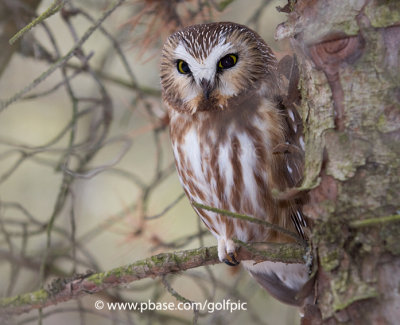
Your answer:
223,252 -> 240,266
228,252 -> 240,265
223,258 -> 237,266
218,238 -> 240,266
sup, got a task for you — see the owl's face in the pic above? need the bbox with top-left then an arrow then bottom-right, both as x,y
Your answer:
161,22 -> 277,114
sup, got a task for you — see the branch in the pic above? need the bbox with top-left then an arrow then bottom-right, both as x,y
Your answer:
349,214 -> 400,228
65,62 -> 161,97
9,0 -> 66,45
0,0 -> 126,112
0,243 -> 306,316
0,0 -> 43,77
212,0 -> 236,11
192,201 -> 307,245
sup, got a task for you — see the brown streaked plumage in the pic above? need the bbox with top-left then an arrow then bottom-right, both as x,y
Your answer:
160,22 -> 308,306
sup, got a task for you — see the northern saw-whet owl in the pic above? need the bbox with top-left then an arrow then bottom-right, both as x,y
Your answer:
160,22 -> 308,306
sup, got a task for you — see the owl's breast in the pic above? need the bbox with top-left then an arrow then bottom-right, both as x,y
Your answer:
170,104 -> 286,241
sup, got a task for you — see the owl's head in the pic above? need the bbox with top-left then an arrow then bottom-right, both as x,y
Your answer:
160,22 -> 278,114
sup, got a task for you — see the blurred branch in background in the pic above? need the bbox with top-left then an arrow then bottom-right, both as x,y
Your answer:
0,1 -> 296,324
0,0 -> 43,77
9,0 -> 65,46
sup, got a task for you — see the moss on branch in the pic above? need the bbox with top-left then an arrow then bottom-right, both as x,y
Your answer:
349,214 -> 400,228
0,243 -> 306,316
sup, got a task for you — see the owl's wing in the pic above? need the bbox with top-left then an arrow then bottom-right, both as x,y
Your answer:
278,55 -> 309,239
276,54 -> 304,183
291,207 -> 308,239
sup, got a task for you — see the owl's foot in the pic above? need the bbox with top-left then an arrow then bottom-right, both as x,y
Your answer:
218,237 -> 240,266
224,252 -> 240,266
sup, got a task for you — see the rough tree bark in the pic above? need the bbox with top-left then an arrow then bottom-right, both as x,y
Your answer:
276,0 -> 400,324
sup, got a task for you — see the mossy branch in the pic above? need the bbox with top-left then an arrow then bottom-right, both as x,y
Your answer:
234,239 -> 307,264
9,0 -> 66,45
349,214 -> 400,228
0,243 -> 306,316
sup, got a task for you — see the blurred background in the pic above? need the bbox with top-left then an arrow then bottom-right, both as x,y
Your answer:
0,0 -> 299,324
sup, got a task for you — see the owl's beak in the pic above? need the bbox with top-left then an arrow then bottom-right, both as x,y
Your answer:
199,79 -> 213,100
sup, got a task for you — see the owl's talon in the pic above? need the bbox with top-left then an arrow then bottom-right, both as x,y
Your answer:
218,237 -> 240,266
223,251 -> 240,266
228,252 -> 240,265
223,258 -> 237,267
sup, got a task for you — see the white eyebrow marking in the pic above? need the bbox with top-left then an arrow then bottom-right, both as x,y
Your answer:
174,40 -> 233,84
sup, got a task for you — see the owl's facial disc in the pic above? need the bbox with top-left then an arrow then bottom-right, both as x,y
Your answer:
174,41 -> 239,102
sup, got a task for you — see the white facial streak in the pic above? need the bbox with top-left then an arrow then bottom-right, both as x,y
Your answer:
174,40 -> 233,84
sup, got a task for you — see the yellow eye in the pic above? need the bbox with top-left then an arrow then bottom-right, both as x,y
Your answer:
218,54 -> 238,70
177,60 -> 191,74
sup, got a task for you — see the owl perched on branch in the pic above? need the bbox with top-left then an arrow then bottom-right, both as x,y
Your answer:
160,22 -> 308,306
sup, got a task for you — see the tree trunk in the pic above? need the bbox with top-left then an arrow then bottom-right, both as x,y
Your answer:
276,0 -> 400,323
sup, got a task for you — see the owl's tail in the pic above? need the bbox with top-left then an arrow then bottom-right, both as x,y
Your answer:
242,261 -> 309,306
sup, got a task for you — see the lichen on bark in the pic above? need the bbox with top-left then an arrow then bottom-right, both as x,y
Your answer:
277,0 -> 400,323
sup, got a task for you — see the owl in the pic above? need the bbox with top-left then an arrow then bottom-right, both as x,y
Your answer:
160,22 -> 308,306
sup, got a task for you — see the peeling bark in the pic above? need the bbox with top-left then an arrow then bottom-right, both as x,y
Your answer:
277,0 -> 400,323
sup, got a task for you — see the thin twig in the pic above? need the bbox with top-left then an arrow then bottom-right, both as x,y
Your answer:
162,276 -> 200,324
192,201 -> 307,245
0,0 -> 126,111
349,214 -> 400,228
9,0 -> 66,45
145,193 -> 185,220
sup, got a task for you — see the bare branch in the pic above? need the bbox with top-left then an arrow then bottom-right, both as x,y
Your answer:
9,0 -> 66,45
0,0 -> 126,111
